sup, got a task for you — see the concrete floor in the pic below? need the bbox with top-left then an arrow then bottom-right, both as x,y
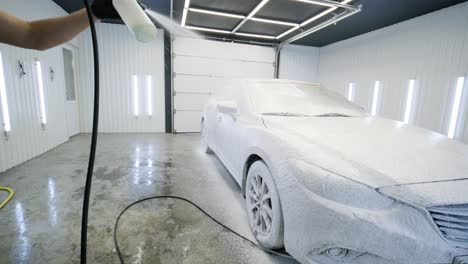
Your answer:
0,134 -> 298,264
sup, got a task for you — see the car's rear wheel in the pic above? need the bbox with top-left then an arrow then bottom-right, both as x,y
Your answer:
201,120 -> 213,154
245,160 -> 284,249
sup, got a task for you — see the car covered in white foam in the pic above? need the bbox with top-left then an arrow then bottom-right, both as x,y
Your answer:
201,79 -> 468,264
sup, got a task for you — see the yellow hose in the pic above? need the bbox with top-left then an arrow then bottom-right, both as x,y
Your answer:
0,187 -> 14,209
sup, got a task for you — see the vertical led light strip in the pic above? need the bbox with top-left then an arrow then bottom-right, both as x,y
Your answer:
35,60 -> 47,127
181,0 -> 191,26
347,82 -> 355,102
147,76 -> 152,116
403,80 -> 416,124
133,75 -> 139,116
371,81 -> 381,116
447,77 -> 465,139
0,52 -> 11,134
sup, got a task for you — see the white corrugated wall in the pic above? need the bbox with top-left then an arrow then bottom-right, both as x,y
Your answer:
279,44 -> 320,83
0,0 -> 72,173
318,2 -> 468,143
77,24 -> 165,133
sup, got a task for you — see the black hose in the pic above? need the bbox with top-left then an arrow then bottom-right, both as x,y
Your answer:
80,2 -> 292,263
113,195 -> 294,264
81,1 -> 100,264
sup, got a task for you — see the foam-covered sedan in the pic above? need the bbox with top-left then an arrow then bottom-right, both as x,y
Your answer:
201,79 -> 468,264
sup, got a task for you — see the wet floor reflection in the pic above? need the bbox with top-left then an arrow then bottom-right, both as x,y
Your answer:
14,202 -> 30,262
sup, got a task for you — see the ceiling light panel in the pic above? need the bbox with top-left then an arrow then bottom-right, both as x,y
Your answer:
181,0 -> 191,26
296,0 -> 337,8
189,8 -> 246,19
232,0 -> 270,33
185,26 -> 231,34
235,32 -> 276,39
250,17 -> 299,27
276,26 -> 300,39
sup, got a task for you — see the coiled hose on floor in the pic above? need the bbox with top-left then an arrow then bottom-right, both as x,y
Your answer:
0,186 -> 14,209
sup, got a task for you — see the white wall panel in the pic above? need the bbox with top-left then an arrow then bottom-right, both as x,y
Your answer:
173,37 -> 275,132
0,0 -> 70,173
174,56 -> 274,77
279,44 -> 320,83
174,37 -> 275,62
77,24 -> 165,133
318,2 -> 468,143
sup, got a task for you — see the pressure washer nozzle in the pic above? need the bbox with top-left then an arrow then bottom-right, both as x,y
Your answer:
113,0 -> 157,42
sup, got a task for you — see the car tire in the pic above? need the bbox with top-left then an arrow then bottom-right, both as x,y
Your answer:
201,120 -> 213,154
245,160 -> 284,249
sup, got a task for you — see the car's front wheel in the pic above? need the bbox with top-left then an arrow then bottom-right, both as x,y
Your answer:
245,160 -> 284,249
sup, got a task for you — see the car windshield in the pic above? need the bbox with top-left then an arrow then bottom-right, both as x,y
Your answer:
249,82 -> 366,117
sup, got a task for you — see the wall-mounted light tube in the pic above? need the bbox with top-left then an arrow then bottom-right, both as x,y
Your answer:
371,81 -> 381,116
189,8 -> 245,19
185,25 -> 231,34
35,60 -> 47,127
147,75 -> 152,116
347,82 -> 355,102
0,52 -> 11,134
447,77 -> 465,139
133,75 -> 139,116
403,79 -> 415,124
181,0 -> 191,26
235,32 -> 276,39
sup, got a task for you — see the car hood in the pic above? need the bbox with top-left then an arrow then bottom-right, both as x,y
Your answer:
263,116 -> 468,189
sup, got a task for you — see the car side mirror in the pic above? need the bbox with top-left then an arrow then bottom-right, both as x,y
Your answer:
217,101 -> 238,117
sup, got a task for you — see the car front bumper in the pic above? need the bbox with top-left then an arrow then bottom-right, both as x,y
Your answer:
277,181 -> 468,264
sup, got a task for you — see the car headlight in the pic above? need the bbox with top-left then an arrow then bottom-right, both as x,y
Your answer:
289,158 -> 395,210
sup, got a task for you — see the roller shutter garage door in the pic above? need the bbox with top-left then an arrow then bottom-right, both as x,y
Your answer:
173,37 -> 275,132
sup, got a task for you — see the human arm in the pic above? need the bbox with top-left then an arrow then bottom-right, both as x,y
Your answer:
0,9 -> 95,51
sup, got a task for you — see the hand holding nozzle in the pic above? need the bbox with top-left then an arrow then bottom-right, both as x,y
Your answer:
92,0 -> 147,21
92,0 -> 156,43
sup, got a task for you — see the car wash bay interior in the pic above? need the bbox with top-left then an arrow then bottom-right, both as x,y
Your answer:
0,0 -> 468,263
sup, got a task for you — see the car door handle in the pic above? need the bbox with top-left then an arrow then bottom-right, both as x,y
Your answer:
217,116 -> 222,122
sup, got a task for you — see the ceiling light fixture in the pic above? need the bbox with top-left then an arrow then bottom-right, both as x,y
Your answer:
281,6 -> 360,45
181,0 -> 191,26
296,0 -> 338,8
232,0 -> 270,33
276,0 -> 355,39
235,32 -> 276,39
251,17 -> 299,27
189,8 -> 245,19
300,0 -> 356,27
295,0 -> 357,10
276,26 -> 300,39
185,25 -> 231,34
